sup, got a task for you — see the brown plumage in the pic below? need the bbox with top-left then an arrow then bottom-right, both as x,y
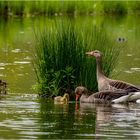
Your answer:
86,50 -> 140,92
75,86 -> 133,104
0,80 -> 7,95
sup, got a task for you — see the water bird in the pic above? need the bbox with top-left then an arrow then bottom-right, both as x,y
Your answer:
0,80 -> 7,95
117,37 -> 126,43
54,93 -> 69,104
86,50 -> 140,92
75,86 -> 140,104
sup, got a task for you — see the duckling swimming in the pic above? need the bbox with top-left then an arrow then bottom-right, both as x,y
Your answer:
54,93 -> 69,104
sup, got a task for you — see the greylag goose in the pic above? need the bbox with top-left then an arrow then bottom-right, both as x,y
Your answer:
0,80 -> 7,95
86,50 -> 140,92
54,93 -> 69,104
75,86 -> 136,104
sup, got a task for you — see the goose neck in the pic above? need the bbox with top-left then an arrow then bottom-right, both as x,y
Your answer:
96,59 -> 105,80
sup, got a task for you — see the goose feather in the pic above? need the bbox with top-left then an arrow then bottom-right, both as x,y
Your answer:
75,86 -> 133,104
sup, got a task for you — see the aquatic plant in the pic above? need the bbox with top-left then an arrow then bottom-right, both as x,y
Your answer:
33,21 -> 85,98
33,20 -> 122,99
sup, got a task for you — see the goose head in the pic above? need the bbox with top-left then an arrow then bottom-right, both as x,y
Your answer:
75,86 -> 88,101
86,50 -> 102,60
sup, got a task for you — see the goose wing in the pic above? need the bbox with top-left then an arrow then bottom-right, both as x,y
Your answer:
108,79 -> 140,92
93,90 -> 129,101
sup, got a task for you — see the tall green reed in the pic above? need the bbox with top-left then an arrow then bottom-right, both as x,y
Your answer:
33,20 -> 123,98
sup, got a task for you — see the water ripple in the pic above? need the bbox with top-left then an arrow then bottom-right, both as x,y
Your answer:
14,61 -> 30,64
0,94 -> 140,139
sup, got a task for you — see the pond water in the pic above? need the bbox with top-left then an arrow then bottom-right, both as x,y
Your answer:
0,94 -> 140,139
0,15 -> 140,139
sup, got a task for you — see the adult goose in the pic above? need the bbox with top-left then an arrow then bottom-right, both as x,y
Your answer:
86,50 -> 140,92
75,86 -> 139,104
54,93 -> 69,104
0,80 -> 7,95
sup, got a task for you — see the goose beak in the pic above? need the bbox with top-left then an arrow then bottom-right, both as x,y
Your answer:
76,94 -> 80,101
86,51 -> 94,56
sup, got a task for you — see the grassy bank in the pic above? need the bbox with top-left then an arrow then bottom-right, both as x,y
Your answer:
0,1 -> 140,17
33,20 -> 122,99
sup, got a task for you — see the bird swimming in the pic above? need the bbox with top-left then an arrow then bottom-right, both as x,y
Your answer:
54,93 -> 69,104
75,86 -> 137,104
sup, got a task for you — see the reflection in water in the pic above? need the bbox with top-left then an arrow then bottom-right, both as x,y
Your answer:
0,15 -> 140,93
0,15 -> 140,139
0,17 -> 35,93
0,94 -> 39,139
76,102 -> 140,140
39,99 -> 96,139
0,94 -> 139,139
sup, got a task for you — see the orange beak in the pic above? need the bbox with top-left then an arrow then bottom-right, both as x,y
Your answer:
85,51 -> 94,56
76,94 -> 80,101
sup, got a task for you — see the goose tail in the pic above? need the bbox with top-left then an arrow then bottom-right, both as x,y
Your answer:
112,93 -> 134,104
128,92 -> 140,102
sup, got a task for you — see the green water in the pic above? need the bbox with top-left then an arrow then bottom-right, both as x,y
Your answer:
0,15 -> 140,139
0,94 -> 140,139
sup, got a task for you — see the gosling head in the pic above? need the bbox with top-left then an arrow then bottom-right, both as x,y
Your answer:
75,86 -> 88,101
63,93 -> 69,101
86,50 -> 102,59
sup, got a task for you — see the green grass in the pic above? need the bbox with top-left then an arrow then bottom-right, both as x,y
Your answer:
33,20 -> 122,99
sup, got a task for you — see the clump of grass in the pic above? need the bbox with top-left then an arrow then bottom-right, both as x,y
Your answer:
33,21 -> 85,98
33,20 -> 122,99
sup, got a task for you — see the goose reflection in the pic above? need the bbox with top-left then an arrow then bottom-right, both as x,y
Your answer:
75,102 -> 131,139
75,102 -> 129,121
